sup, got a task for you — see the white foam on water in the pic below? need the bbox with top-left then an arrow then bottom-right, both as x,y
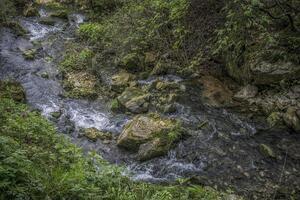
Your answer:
39,8 -> 48,17
67,102 -> 110,130
70,14 -> 85,27
38,100 -> 60,117
21,19 -> 62,40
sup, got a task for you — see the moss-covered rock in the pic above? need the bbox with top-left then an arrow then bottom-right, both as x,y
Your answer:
117,87 -> 150,114
50,10 -> 68,19
137,138 -> 167,161
64,72 -> 98,99
283,107 -> 300,133
51,111 -> 62,119
39,17 -> 56,26
81,128 -> 112,142
111,71 -> 135,92
259,144 -> 275,158
120,53 -> 144,71
117,114 -> 181,160
0,81 -> 26,102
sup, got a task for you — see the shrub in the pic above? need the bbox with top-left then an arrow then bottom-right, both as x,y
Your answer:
60,48 -> 94,72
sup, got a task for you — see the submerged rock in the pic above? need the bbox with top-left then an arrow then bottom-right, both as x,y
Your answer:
117,87 -> 150,114
41,72 -> 49,79
234,84 -> 258,100
0,81 -> 26,102
117,114 -> 181,160
283,107 -> 300,133
51,110 -> 62,119
200,76 -> 233,107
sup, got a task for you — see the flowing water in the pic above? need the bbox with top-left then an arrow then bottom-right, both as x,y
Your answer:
0,8 -> 299,199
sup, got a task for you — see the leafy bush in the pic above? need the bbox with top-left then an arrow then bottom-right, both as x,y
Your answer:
60,48 -> 94,72
215,0 -> 300,81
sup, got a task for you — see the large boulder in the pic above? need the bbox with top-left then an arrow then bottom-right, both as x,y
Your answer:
117,114 -> 181,160
117,87 -> 150,113
283,107 -> 300,133
0,81 -> 26,102
200,76 -> 233,107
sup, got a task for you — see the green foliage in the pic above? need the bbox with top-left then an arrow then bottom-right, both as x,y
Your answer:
0,0 -> 16,23
110,98 -> 120,112
60,48 -> 94,72
0,82 -> 231,199
77,0 -> 189,75
77,23 -> 106,43
215,0 -> 300,70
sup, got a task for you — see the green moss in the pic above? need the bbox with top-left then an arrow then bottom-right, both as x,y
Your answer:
259,144 -> 276,158
120,52 -> 144,71
42,2 -> 66,10
0,81 -> 25,102
110,98 -> 120,112
23,6 -> 40,17
60,48 -> 94,72
77,23 -> 106,43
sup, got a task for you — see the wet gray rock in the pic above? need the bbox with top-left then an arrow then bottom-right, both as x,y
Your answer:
234,84 -> 258,100
117,87 -> 150,114
251,61 -> 300,85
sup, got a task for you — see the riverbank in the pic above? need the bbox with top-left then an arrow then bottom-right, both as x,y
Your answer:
0,1 -> 299,199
